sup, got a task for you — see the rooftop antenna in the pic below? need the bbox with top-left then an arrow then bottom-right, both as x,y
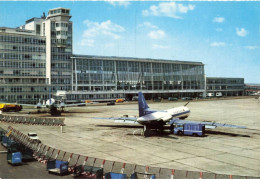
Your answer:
41,12 -> 46,19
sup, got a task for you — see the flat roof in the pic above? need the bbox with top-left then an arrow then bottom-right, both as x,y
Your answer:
207,77 -> 244,80
72,54 -> 204,65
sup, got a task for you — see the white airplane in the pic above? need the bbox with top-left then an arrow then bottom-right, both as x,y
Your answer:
18,98 -> 86,116
96,92 -> 191,136
95,92 -> 246,137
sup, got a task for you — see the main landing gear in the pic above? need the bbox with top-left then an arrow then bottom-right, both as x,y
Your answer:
142,125 -> 164,137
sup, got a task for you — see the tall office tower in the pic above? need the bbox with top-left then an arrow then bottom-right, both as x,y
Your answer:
44,8 -> 73,92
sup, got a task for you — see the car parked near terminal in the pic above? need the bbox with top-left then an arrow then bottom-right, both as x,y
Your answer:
182,97 -> 193,101
168,97 -> 178,101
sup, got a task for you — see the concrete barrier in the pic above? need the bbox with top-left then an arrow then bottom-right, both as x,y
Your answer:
0,115 -> 65,126
2,126 -> 259,179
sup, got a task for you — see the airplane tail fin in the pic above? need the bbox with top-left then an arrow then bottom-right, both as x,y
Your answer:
138,92 -> 149,117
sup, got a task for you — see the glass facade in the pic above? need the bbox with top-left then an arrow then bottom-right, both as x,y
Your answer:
0,32 -> 50,103
48,8 -> 73,92
72,56 -> 205,99
206,77 -> 244,96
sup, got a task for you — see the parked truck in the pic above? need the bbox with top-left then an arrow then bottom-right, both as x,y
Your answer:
0,103 -> 22,112
174,123 -> 205,137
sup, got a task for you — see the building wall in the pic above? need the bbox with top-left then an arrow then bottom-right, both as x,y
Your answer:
45,8 -> 73,92
245,84 -> 260,95
0,31 -> 50,104
70,56 -> 205,101
206,77 -> 244,96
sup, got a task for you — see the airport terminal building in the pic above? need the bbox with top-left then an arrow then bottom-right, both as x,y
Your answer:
0,7 -> 207,103
0,7 -> 247,104
206,77 -> 245,97
68,55 -> 205,101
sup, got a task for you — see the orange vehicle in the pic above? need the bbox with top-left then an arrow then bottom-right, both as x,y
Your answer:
116,98 -> 124,103
0,104 -> 22,112
85,100 -> 93,104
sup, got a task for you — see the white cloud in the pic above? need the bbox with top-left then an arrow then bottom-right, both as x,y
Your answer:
139,22 -> 158,29
236,28 -> 248,37
142,2 -> 195,19
178,4 -> 195,13
79,39 -> 94,47
106,1 -> 130,7
152,44 -> 170,49
83,20 -> 125,40
216,28 -> 223,32
148,30 -> 165,39
213,17 -> 225,23
210,42 -> 226,47
245,46 -> 258,50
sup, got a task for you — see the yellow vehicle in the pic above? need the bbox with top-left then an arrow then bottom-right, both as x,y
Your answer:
116,98 -> 124,103
85,100 -> 93,104
0,103 -> 22,112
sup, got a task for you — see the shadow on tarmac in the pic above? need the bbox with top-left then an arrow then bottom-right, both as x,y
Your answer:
206,130 -> 250,137
96,124 -> 143,129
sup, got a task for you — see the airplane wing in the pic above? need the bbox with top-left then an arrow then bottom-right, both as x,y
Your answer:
63,103 -> 86,107
169,119 -> 246,129
57,103 -> 86,108
94,116 -> 139,124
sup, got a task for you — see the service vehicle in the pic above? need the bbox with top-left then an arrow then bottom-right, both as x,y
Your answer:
107,101 -> 115,106
0,103 -> 22,112
132,96 -> 138,101
216,92 -> 222,97
174,123 -> 205,137
7,150 -> 22,165
27,132 -> 41,143
116,98 -> 124,103
47,159 -> 69,175
7,141 -> 22,165
206,93 -> 214,97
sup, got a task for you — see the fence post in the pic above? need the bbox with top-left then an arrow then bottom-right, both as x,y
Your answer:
120,163 -> 126,174
171,169 -> 175,179
101,160 -> 106,168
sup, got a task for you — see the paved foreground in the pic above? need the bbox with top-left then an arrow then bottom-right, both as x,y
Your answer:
0,98 -> 260,177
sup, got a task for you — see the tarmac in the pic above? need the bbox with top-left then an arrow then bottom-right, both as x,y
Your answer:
0,97 -> 260,178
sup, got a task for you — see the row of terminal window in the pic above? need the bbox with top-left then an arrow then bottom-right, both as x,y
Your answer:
0,44 -> 45,52
0,53 -> 45,60
0,70 -> 45,76
0,61 -> 45,68
0,35 -> 46,45
0,78 -> 47,84
49,9 -> 70,15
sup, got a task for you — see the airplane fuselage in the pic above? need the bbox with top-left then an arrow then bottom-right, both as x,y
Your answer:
136,106 -> 190,125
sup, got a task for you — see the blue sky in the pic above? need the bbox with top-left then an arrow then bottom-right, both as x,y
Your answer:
0,1 -> 260,83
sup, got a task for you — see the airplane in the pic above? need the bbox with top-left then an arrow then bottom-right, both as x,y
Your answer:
95,92 -> 246,137
96,92 -> 190,136
15,98 -> 86,116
